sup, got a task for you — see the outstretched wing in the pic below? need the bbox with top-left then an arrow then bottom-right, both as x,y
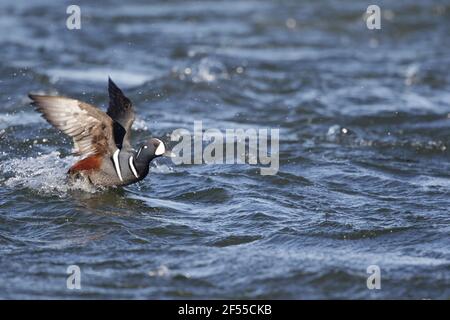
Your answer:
29,95 -> 117,157
107,77 -> 135,149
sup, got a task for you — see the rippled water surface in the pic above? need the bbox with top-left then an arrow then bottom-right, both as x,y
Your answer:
0,0 -> 450,299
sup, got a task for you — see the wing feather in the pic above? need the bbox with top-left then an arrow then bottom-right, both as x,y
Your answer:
29,95 -> 117,157
107,78 -> 135,149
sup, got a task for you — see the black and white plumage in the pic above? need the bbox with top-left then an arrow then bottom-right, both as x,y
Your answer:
29,78 -> 167,187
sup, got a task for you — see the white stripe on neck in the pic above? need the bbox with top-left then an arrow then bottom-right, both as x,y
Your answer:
128,156 -> 139,179
136,146 -> 144,159
112,149 -> 123,182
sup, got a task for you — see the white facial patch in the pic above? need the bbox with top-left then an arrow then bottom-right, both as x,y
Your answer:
112,149 -> 123,182
154,139 -> 165,156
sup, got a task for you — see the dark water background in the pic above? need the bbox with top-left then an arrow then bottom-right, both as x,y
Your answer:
0,0 -> 449,299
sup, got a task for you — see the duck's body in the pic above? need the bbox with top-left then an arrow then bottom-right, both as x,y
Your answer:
68,145 -> 161,187
29,78 -> 167,187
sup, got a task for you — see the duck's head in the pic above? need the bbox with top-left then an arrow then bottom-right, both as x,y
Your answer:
135,138 -> 167,163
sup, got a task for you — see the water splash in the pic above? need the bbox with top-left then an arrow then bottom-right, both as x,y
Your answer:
131,118 -> 149,131
0,151 -> 97,195
173,57 -> 229,83
193,58 -> 229,83
0,111 -> 43,130
326,124 -> 354,142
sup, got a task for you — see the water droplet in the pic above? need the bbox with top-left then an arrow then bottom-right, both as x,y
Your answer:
286,18 -> 297,29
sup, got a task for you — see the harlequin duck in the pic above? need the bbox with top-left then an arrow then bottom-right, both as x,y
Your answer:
29,78 -> 168,187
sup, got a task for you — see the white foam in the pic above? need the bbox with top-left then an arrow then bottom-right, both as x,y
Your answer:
128,193 -> 191,211
148,265 -> 170,277
47,68 -> 152,87
0,151 -> 98,195
411,175 -> 450,190
150,163 -> 174,174
0,112 -> 44,130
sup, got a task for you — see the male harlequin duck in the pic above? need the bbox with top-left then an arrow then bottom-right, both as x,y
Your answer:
29,78 -> 169,187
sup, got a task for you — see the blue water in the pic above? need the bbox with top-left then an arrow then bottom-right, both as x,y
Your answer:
0,0 -> 449,299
